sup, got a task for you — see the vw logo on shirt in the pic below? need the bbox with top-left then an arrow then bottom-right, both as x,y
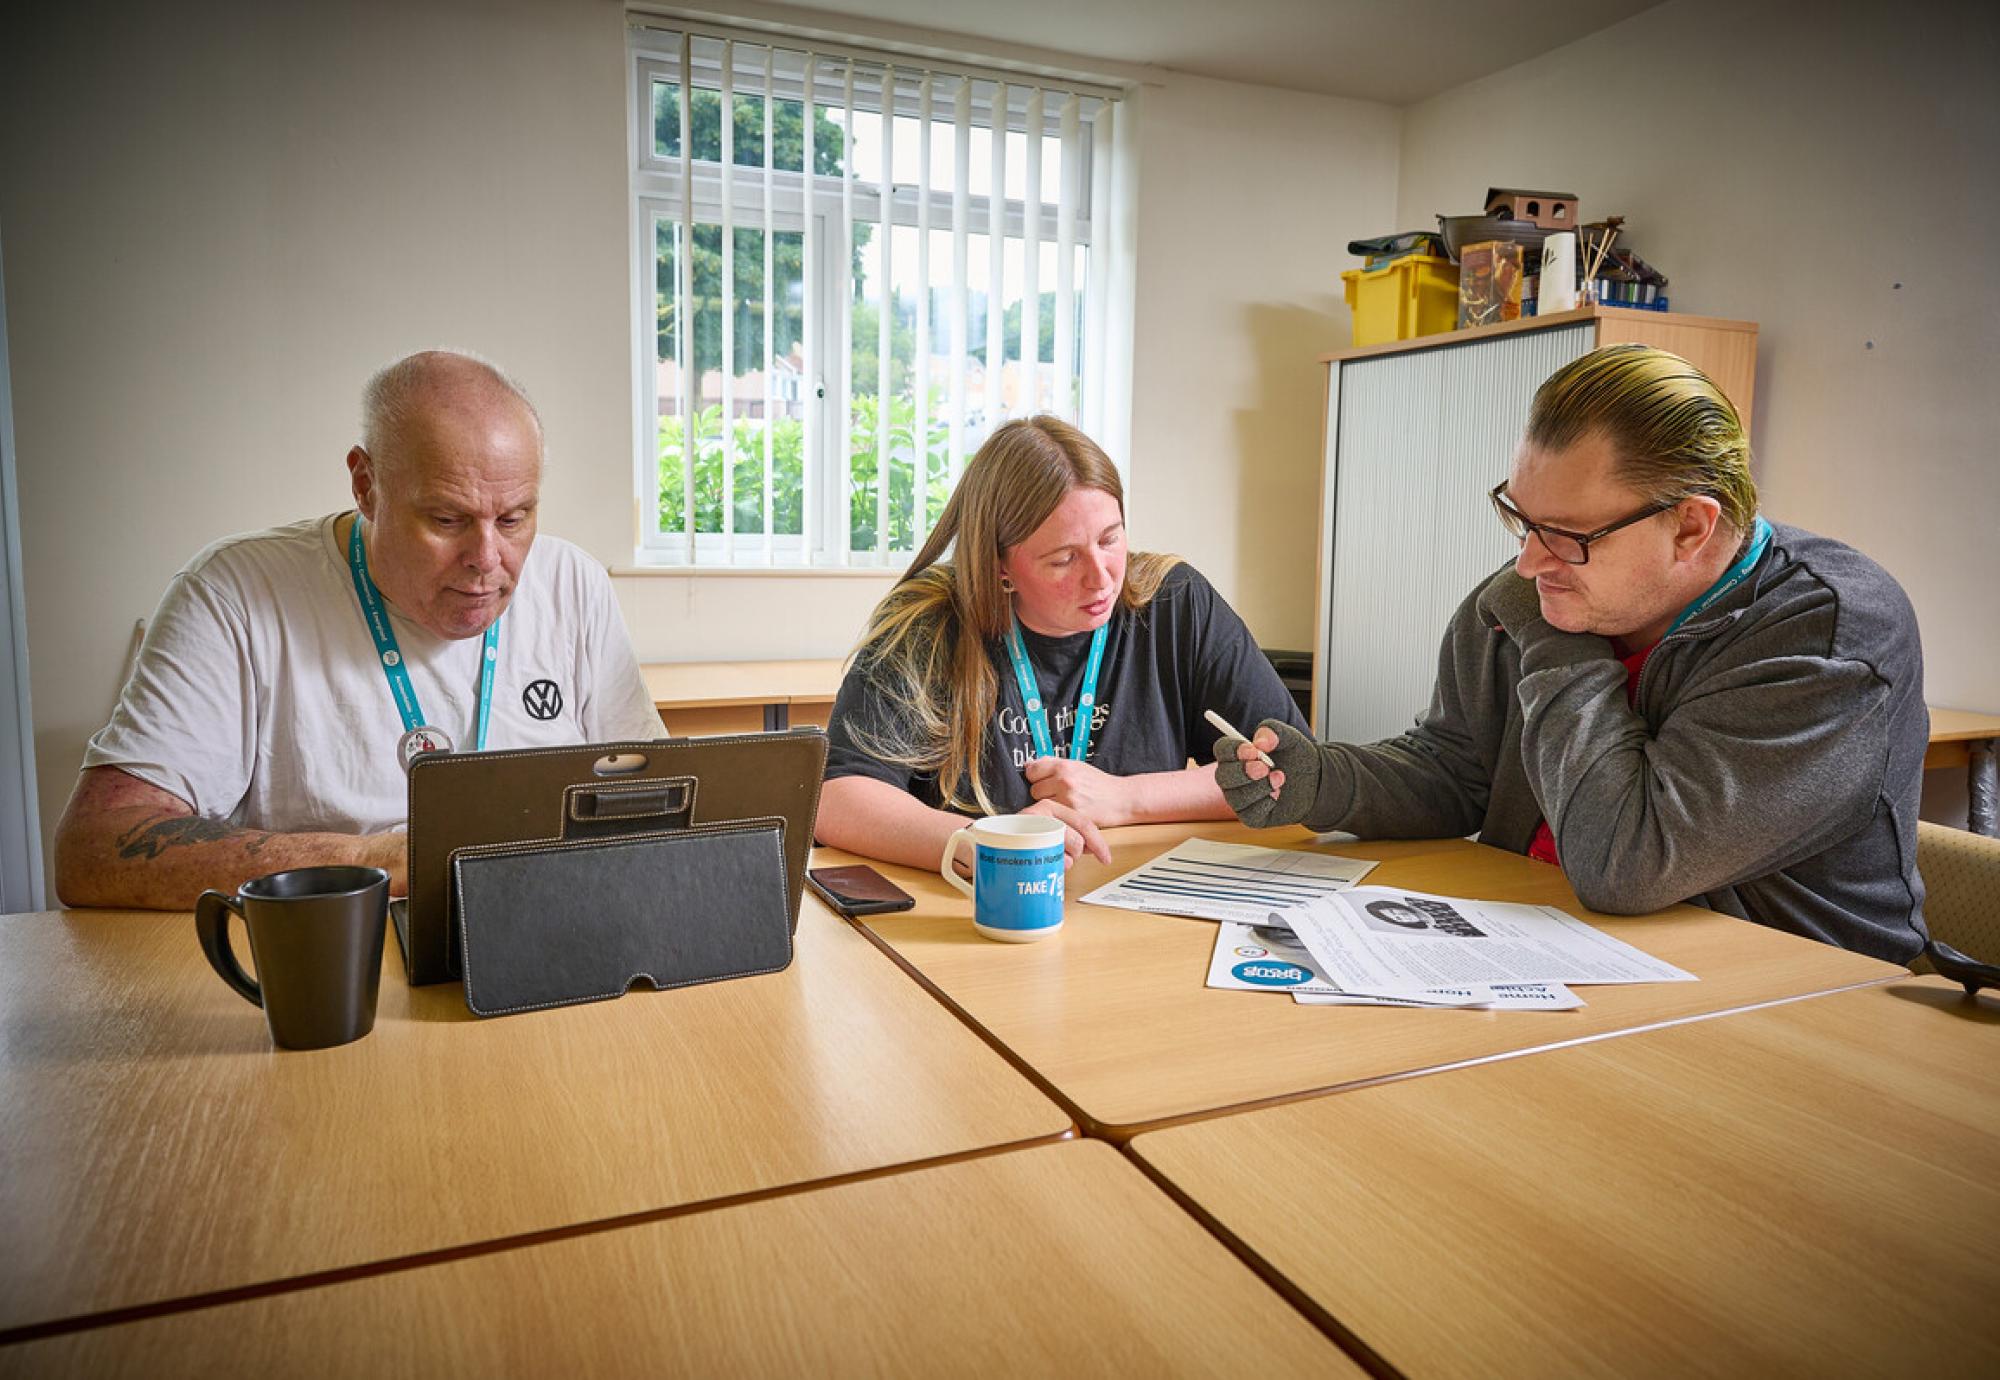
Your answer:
522,679 -> 564,721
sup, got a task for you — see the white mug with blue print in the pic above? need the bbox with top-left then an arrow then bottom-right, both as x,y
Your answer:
940,814 -> 1067,942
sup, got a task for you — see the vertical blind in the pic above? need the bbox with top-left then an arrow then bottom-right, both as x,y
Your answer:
630,22 -> 1119,568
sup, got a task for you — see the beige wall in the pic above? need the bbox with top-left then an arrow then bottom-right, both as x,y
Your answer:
1396,0 -> 2000,719
4,0 -> 633,875
0,0 -> 1397,878
1125,75 -> 1400,649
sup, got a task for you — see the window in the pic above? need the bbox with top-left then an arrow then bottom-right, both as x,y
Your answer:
628,22 -> 1119,567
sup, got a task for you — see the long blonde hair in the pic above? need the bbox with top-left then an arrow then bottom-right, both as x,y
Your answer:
850,416 -> 1180,813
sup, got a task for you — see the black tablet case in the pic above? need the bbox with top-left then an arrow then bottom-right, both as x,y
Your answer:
452,822 -> 794,1017
398,731 -> 826,989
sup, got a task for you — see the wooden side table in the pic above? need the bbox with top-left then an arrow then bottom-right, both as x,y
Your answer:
643,658 -> 845,736
1928,706 -> 2000,836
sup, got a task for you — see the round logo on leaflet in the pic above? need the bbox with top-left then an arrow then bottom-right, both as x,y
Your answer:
1231,960 -> 1312,988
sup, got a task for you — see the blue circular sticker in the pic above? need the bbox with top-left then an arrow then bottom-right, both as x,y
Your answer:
1231,960 -> 1312,988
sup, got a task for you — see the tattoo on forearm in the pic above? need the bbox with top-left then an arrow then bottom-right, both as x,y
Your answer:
117,816 -> 277,861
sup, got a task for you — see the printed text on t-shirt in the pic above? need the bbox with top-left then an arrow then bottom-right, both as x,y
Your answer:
998,700 -> 1111,767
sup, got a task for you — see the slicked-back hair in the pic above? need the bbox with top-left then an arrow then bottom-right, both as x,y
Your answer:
1526,343 -> 1758,533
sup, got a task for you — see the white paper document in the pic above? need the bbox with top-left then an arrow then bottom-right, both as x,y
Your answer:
1206,920 -> 1583,1010
1291,983 -> 1586,1011
1281,886 -> 1697,996
1079,839 -> 1377,925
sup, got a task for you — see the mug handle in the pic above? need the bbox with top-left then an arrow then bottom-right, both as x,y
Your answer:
940,828 -> 975,899
196,890 -> 263,1008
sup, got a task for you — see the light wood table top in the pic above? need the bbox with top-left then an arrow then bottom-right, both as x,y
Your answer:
1129,977 -> 2000,1378
0,896 -> 1069,1340
1929,706 -> 2000,743
642,657 -> 844,711
836,822 -> 1900,1139
4,1140 -> 1354,1379
1926,705 -> 2000,772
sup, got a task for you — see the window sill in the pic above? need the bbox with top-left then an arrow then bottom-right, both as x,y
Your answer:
611,564 -> 903,579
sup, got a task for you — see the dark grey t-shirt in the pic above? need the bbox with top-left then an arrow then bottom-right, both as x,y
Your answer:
825,562 -> 1308,813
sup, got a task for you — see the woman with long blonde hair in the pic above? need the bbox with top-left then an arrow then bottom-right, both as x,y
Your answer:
816,416 -> 1307,872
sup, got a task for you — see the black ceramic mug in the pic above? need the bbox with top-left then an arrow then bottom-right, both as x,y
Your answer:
195,866 -> 391,1050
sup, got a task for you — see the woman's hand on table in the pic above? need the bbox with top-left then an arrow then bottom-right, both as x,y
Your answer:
1023,757 -> 1135,830
1019,797 -> 1113,867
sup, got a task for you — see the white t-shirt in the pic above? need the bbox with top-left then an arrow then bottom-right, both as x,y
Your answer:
83,514 -> 666,834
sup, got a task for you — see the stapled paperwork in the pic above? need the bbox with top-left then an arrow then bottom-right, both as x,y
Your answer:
1079,839 -> 1377,925
1293,983 -> 1585,1011
1089,842 -> 1690,1012
1278,886 -> 1696,997
1207,920 -> 1584,1009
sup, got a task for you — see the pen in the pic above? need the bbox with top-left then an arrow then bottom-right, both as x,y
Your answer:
1203,709 -> 1275,769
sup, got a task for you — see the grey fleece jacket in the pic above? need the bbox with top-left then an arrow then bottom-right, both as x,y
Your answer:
1306,522 -> 1929,964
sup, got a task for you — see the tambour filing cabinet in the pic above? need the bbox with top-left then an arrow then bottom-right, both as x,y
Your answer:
1311,306 -> 1758,742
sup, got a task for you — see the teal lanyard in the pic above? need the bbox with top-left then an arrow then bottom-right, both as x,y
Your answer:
1003,615 -> 1108,762
347,516 -> 500,751
1664,516 -> 1772,639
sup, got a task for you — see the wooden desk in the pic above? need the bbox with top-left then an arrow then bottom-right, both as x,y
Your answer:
0,897 -> 1069,1340
6,1141 -> 1351,1378
1129,978 -> 2000,1378
644,658 -> 844,737
1927,705 -> 2000,836
838,822 -> 1900,1140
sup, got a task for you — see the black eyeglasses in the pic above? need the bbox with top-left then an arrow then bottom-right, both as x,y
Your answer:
1488,482 -> 1675,565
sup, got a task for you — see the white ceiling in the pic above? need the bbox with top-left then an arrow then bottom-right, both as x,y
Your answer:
770,0 -> 1665,105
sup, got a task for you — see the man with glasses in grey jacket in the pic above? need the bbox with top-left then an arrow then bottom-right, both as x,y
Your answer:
1216,344 -> 1928,964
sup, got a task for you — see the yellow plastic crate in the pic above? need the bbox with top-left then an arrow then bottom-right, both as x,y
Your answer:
1341,253 -> 1460,346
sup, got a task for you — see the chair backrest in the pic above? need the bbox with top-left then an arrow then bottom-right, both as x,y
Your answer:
1916,821 -> 2000,965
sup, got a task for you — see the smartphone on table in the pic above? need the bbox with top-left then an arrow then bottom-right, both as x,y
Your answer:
807,864 -> 916,917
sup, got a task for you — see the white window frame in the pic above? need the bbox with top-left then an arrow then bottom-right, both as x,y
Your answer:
626,22 -> 1117,570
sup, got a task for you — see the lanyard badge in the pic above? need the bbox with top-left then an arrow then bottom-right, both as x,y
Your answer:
1003,615 -> 1109,762
346,516 -> 500,772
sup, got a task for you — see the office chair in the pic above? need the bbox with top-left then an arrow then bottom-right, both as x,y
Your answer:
1916,820 -> 2000,996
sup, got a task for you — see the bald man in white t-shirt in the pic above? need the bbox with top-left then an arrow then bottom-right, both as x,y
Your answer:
53,351 -> 666,909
